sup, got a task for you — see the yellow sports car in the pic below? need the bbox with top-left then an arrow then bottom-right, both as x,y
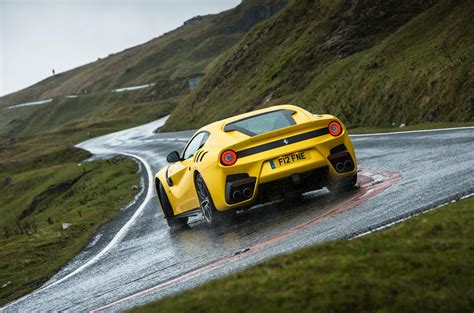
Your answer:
155,105 -> 357,227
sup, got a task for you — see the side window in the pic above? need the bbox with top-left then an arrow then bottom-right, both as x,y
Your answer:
182,132 -> 209,160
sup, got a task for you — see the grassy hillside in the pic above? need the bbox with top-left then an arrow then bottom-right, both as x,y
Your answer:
134,196 -> 474,313
0,0 -> 286,109
0,0 -> 287,146
0,91 -> 178,142
163,0 -> 474,131
0,94 -> 147,305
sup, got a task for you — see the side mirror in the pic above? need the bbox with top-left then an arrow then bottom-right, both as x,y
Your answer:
166,151 -> 181,163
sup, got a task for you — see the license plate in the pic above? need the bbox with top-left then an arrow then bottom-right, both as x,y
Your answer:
269,151 -> 310,169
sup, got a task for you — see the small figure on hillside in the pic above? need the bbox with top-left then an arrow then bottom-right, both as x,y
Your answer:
52,69 -> 56,76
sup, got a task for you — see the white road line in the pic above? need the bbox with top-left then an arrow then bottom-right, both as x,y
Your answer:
1,153 -> 156,311
352,193 -> 474,238
350,126 -> 474,137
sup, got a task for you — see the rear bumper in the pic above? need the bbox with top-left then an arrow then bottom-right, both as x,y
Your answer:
257,166 -> 330,203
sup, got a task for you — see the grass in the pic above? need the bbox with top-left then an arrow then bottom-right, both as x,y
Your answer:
0,92 -> 178,142
0,157 -> 140,306
133,196 -> 474,313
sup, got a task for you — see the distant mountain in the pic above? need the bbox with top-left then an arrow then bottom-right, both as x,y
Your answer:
163,0 -> 474,131
0,0 -> 287,139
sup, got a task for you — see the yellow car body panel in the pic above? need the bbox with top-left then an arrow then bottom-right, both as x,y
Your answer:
155,105 -> 357,217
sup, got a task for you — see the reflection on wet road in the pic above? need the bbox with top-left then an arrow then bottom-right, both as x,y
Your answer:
3,117 -> 473,312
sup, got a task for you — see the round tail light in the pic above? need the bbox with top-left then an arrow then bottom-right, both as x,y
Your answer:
328,121 -> 342,136
220,150 -> 237,166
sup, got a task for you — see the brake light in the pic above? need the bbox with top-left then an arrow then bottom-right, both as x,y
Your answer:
328,121 -> 342,136
220,150 -> 238,166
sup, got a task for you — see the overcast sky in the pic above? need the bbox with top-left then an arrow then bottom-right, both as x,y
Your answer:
0,0 -> 241,96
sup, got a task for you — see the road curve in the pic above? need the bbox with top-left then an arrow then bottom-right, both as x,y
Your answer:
2,117 -> 473,312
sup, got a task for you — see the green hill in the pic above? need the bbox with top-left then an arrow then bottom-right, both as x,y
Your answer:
0,0 -> 287,140
162,0 -> 474,131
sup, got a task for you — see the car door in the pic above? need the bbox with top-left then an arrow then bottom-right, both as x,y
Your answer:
167,132 -> 209,214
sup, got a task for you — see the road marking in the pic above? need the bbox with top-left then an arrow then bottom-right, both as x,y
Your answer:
91,168 -> 401,312
350,126 -> 474,137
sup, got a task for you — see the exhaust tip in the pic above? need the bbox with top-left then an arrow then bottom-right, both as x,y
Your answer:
232,190 -> 243,201
336,162 -> 345,172
344,160 -> 354,170
242,188 -> 252,198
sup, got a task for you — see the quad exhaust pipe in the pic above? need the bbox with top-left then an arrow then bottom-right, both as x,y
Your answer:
226,175 -> 257,204
242,188 -> 253,198
335,160 -> 354,172
232,188 -> 253,201
232,190 -> 243,201
328,145 -> 355,173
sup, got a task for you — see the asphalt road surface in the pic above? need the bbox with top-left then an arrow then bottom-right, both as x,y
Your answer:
2,117 -> 473,312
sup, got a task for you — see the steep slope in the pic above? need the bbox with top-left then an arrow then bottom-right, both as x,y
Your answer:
163,0 -> 474,131
0,0 -> 286,108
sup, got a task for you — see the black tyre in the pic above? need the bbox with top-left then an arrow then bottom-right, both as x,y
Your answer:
195,173 -> 234,225
158,182 -> 188,228
327,173 -> 357,193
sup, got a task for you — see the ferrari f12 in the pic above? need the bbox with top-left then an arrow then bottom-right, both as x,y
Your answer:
155,105 -> 357,227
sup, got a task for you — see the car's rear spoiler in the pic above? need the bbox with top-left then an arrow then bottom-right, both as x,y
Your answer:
226,117 -> 335,152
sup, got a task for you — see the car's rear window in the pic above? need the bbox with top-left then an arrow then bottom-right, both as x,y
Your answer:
224,109 -> 296,136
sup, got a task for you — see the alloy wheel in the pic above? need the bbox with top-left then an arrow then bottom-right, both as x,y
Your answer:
196,176 -> 213,223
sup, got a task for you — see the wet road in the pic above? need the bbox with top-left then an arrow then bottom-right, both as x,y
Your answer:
2,117 -> 473,312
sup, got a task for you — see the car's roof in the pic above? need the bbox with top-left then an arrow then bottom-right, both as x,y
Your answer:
198,104 -> 311,134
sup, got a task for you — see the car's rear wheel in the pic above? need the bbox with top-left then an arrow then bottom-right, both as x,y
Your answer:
327,173 -> 357,193
158,182 -> 188,228
195,173 -> 234,225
